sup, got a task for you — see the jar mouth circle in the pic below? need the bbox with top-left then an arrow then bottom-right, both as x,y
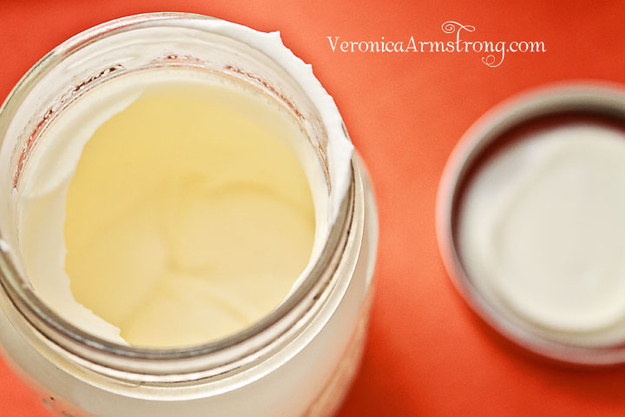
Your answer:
0,12 -> 354,371
436,81 -> 625,366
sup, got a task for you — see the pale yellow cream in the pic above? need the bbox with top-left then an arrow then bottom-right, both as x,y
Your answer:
19,71 -> 316,348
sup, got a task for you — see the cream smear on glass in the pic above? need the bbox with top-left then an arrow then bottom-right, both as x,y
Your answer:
18,68 -> 330,348
459,123 -> 625,345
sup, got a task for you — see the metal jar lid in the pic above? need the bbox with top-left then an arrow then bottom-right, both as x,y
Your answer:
436,82 -> 625,366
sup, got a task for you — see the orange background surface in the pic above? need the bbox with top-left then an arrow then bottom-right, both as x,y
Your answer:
1,1 -> 625,416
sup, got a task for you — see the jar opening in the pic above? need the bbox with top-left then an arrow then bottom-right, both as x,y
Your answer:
0,13 -> 355,379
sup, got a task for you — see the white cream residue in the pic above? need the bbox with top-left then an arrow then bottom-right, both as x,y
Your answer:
460,124 -> 625,344
18,81 -> 146,345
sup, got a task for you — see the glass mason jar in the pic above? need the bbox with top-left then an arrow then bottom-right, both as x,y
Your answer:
0,13 -> 378,417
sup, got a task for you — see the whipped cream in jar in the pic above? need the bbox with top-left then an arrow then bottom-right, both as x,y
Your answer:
0,13 -> 378,416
